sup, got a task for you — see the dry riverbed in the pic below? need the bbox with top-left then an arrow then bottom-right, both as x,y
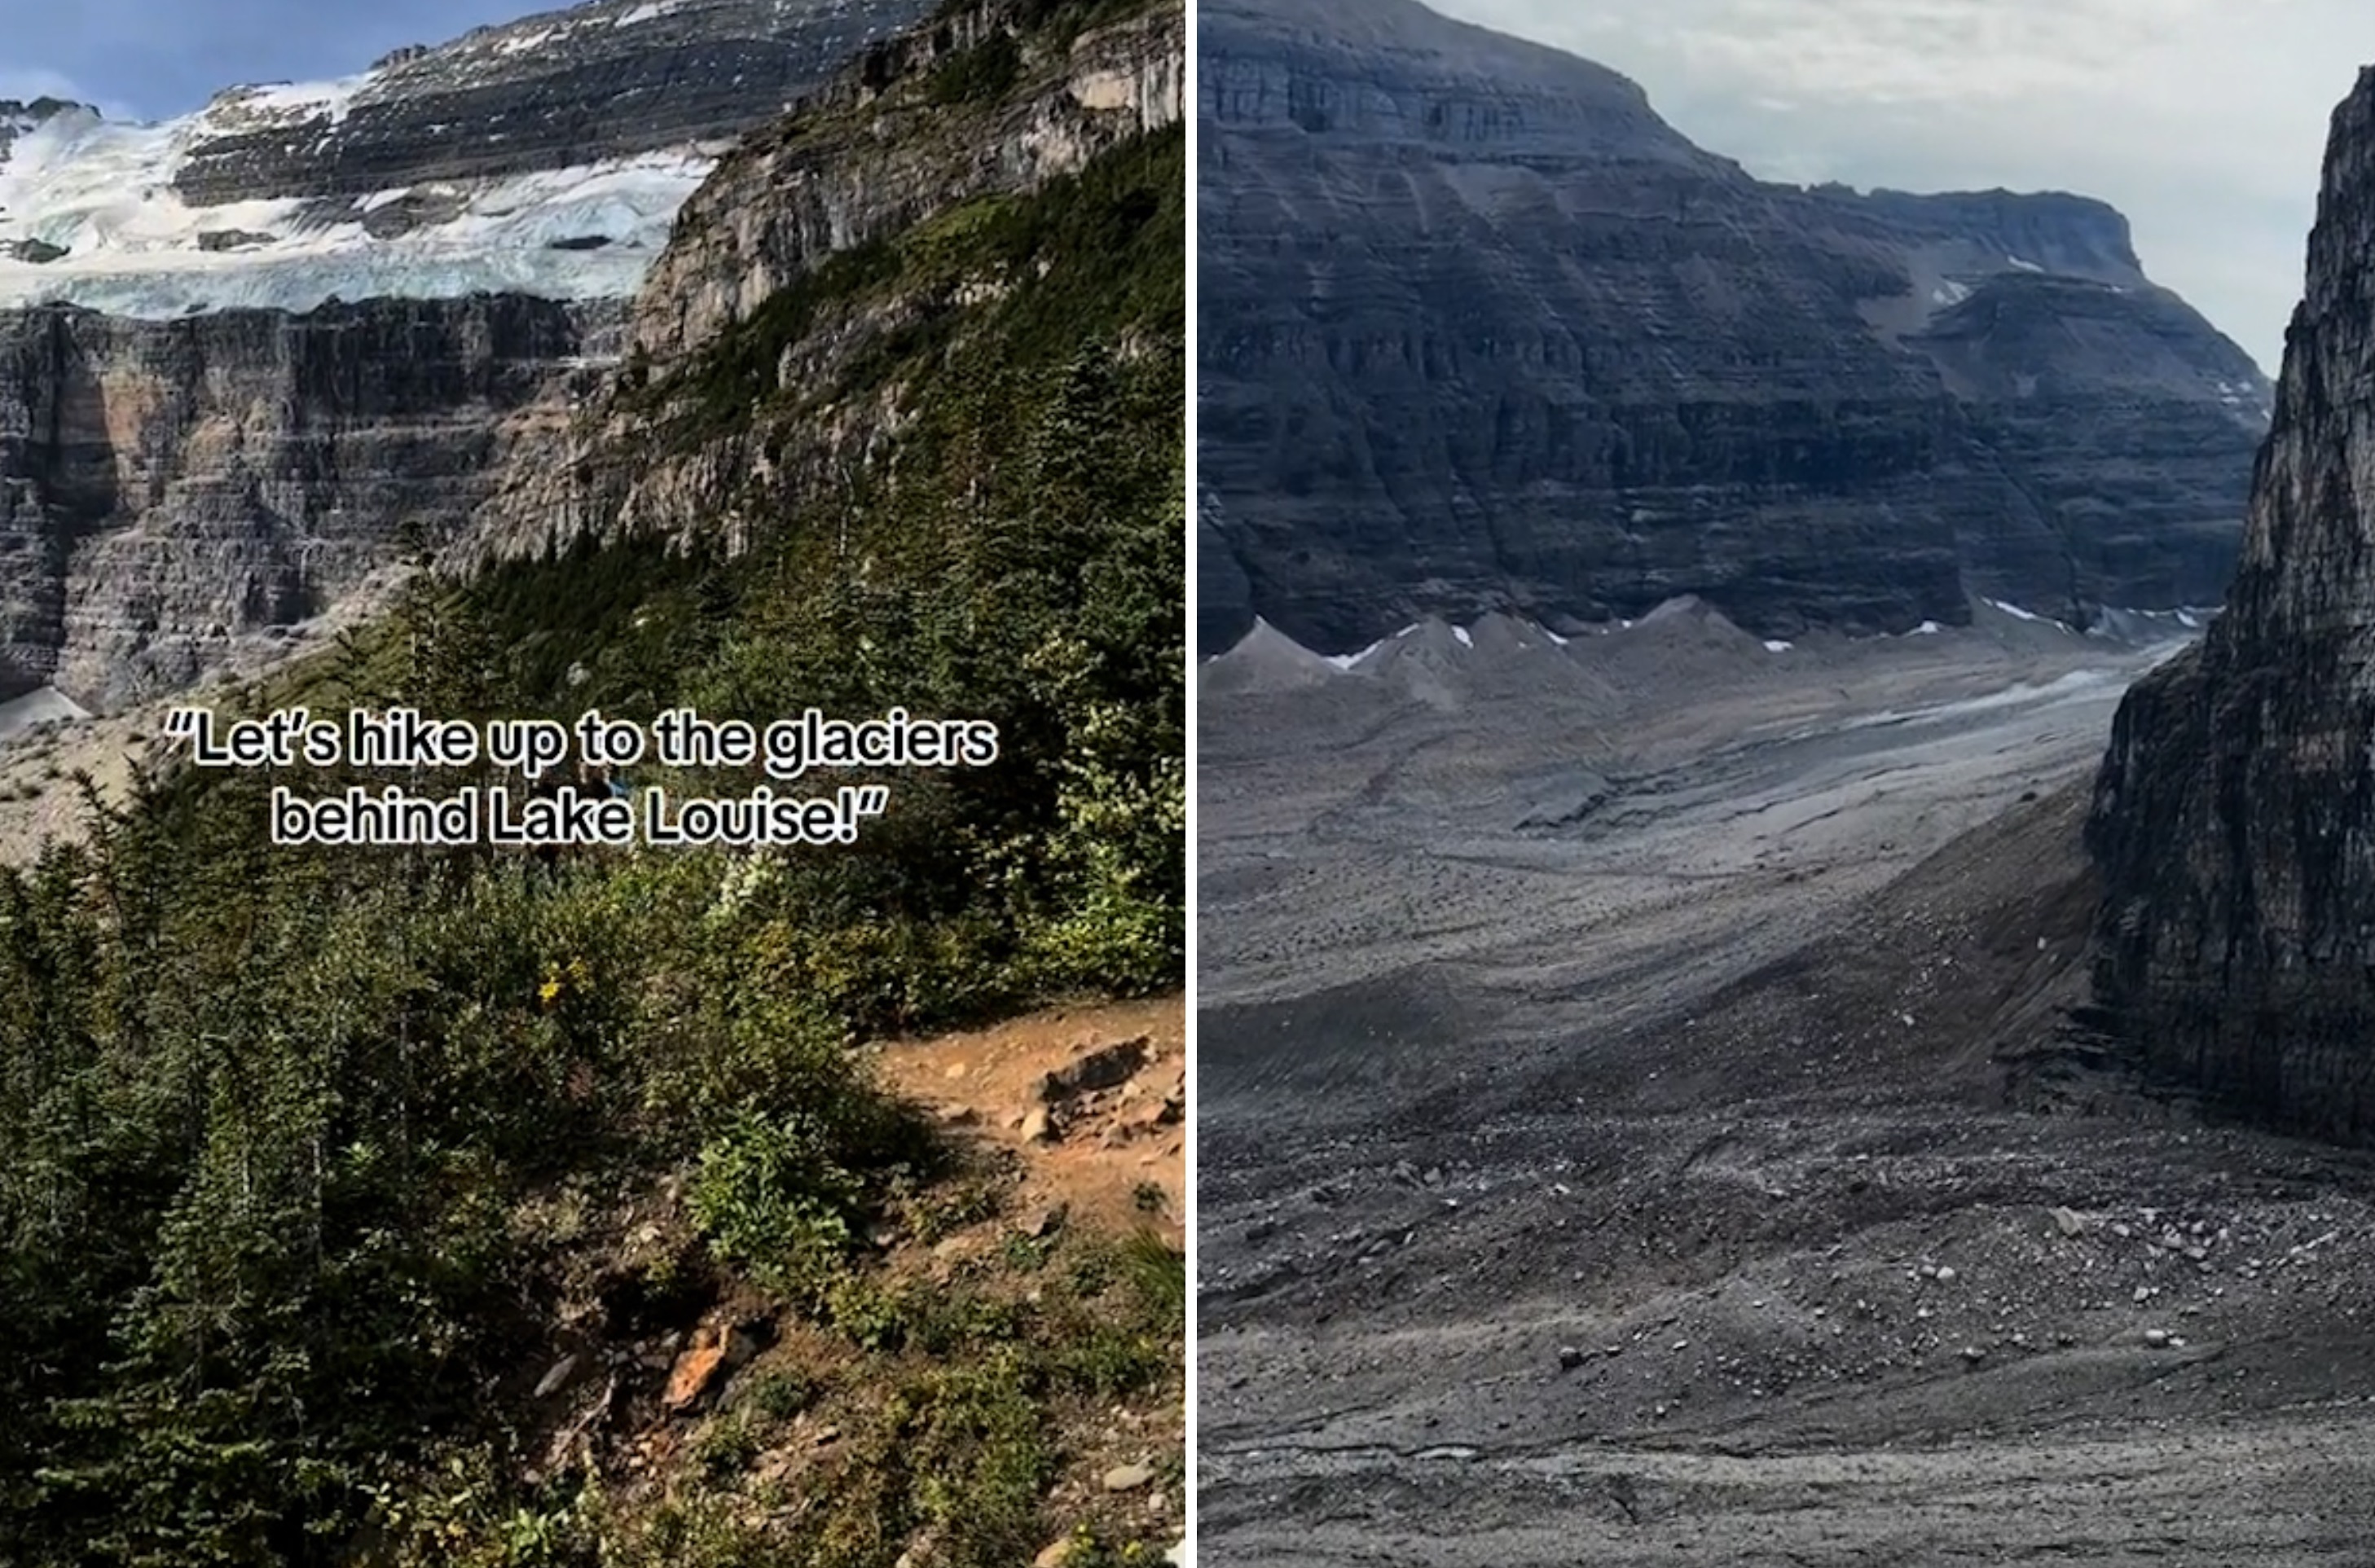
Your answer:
1198,602 -> 2375,1565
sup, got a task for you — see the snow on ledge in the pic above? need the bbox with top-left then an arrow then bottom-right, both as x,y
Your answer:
1324,638 -> 1387,671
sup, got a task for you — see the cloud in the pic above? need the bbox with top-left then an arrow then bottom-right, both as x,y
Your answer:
0,66 -> 139,123
1426,0 -> 2368,374
1659,0 -> 2275,106
0,67 -> 95,106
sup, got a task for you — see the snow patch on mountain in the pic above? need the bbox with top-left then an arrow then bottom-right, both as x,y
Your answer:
232,75 -> 372,128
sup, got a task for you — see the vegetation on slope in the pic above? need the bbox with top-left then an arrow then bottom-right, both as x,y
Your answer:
0,43 -> 1183,1568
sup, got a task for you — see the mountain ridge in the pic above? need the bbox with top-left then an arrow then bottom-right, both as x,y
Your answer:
1196,0 -> 2272,656
461,0 -> 1184,569
0,0 -> 1046,709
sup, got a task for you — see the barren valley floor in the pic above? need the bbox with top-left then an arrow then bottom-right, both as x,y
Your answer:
1197,607 -> 2375,1565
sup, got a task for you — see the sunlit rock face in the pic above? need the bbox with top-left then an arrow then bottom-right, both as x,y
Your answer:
0,0 -> 951,707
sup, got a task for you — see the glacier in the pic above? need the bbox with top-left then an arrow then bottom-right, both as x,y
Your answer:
0,99 -> 721,318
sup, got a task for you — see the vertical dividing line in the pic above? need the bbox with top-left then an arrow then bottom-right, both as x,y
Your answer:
1181,0 -> 1203,1554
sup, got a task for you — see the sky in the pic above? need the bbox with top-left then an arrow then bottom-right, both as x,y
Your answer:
1431,0 -> 2371,377
0,0 -> 534,122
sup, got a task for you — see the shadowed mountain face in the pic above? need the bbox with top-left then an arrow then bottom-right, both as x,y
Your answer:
1195,0 -> 2272,655
2088,66 -> 2375,1144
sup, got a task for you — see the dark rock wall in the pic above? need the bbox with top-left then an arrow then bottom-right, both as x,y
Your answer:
1196,0 -> 2271,654
2087,65 -> 2375,1142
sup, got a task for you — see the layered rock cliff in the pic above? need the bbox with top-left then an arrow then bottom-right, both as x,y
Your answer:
629,0 -> 1184,367
0,295 -> 608,705
2086,67 -> 2375,1143
1196,0 -> 2271,655
168,0 -> 928,205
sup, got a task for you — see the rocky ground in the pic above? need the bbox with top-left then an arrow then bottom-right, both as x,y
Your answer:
0,565 -> 407,863
1198,603 -> 2375,1565
877,995 -> 1188,1263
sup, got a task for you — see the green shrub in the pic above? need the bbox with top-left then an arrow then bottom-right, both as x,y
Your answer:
688,1110 -> 864,1299
903,1351 -> 1049,1566
824,1274 -> 912,1352
745,1368 -> 818,1422
930,29 -> 1020,104
693,1414 -> 763,1481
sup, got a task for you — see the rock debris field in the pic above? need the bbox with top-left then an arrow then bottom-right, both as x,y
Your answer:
1197,601 -> 2375,1565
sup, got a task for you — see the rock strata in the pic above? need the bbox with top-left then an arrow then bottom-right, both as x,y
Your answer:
0,0 -> 1182,708
0,0 -> 974,705
2087,66 -> 2375,1142
1196,0 -> 2270,655
630,0 -> 1185,367
170,0 -> 931,207
0,295 -> 606,705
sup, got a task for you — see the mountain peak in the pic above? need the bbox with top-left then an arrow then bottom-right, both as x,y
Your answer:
1201,0 -> 1716,169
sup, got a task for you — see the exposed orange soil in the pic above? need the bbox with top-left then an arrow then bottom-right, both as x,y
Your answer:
875,994 -> 1186,1246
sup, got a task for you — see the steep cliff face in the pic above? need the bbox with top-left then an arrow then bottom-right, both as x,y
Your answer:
466,0 -> 1185,565
2087,67 -> 2375,1142
631,0 -> 1184,367
0,0 -> 1181,712
1196,0 -> 2270,655
0,295 -> 605,705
